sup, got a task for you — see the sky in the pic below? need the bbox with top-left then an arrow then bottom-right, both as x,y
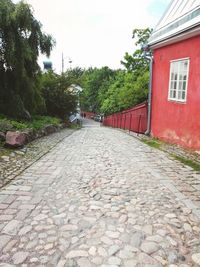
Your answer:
19,0 -> 171,73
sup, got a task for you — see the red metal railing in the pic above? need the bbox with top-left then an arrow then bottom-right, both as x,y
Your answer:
103,102 -> 148,134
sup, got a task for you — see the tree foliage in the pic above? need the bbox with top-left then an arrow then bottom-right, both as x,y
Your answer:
41,72 -> 74,120
121,28 -> 152,72
80,67 -> 116,112
41,69 -> 84,119
81,28 -> 152,115
100,70 -> 149,115
0,0 -> 55,119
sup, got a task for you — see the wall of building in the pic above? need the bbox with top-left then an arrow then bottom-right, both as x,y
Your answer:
151,35 -> 200,150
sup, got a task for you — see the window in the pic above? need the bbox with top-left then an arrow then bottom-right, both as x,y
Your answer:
168,58 -> 189,102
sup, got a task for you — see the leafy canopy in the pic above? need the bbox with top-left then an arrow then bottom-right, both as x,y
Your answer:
80,28 -> 152,115
41,68 -> 84,119
0,0 -> 55,119
121,28 -> 152,72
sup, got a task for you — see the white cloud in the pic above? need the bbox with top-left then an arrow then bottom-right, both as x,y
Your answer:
22,0 -> 171,72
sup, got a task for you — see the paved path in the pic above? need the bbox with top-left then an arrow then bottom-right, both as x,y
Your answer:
0,120 -> 200,267
0,128 -> 75,189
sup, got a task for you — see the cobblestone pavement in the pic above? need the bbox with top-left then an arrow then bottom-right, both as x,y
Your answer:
126,131 -> 200,210
0,119 -> 200,266
0,128 -> 75,188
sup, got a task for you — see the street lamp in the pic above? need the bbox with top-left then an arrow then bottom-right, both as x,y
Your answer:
68,84 -> 83,112
62,52 -> 72,74
73,85 -> 82,112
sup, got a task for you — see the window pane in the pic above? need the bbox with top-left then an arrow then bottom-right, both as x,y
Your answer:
180,60 -> 188,72
183,61 -> 188,72
178,81 -> 183,91
179,61 -> 184,71
182,91 -> 186,100
183,81 -> 186,91
173,62 -> 178,72
178,91 -> 182,100
168,59 -> 189,102
170,90 -> 176,99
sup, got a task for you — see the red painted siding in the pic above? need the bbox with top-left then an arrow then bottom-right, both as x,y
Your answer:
151,35 -> 200,149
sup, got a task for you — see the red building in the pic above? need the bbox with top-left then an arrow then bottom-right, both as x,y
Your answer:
148,0 -> 200,150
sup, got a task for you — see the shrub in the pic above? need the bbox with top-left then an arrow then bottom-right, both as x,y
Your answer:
0,114 -> 61,132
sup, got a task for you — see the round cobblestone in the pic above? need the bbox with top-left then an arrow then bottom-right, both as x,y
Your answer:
0,119 -> 199,266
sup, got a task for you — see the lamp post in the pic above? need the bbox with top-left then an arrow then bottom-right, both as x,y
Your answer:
62,53 -> 72,74
73,85 -> 82,113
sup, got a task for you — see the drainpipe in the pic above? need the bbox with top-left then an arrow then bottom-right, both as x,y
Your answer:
144,54 -> 153,136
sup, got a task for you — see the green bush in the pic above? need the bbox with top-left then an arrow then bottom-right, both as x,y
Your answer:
27,116 -> 61,130
0,114 -> 61,132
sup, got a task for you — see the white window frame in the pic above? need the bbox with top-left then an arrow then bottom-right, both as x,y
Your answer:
168,58 -> 190,103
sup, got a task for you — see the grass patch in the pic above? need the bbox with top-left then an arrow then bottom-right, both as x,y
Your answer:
172,155 -> 200,172
69,123 -> 82,130
0,148 -> 12,157
141,139 -> 162,149
0,114 -> 61,132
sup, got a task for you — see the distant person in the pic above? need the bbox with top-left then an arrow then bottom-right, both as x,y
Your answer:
84,113 -> 86,118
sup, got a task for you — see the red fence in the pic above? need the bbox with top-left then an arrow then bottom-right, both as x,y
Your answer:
103,102 -> 148,134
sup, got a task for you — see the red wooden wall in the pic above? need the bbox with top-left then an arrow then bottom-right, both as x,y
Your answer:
151,35 -> 200,149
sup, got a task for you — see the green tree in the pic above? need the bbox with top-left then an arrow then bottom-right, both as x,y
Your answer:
41,70 -> 78,120
79,28 -> 152,115
0,0 -> 55,119
121,28 -> 152,72
80,67 -> 116,113
63,67 -> 84,86
100,70 -> 125,114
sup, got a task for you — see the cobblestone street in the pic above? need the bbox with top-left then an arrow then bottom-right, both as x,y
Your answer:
0,128 -> 75,189
0,119 -> 200,267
